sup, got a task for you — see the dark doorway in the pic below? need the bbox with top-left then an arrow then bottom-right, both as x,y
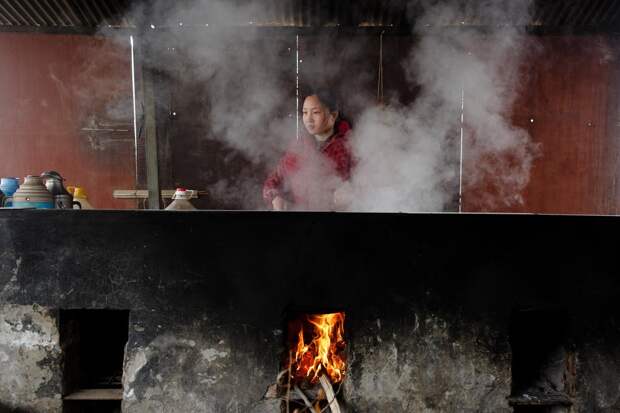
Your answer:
508,308 -> 573,413
60,309 -> 129,413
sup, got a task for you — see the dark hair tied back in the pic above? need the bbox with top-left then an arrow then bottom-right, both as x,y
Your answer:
304,89 -> 340,114
302,89 -> 351,127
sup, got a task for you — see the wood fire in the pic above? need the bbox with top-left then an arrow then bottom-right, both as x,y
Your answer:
267,312 -> 346,412
291,312 -> 346,385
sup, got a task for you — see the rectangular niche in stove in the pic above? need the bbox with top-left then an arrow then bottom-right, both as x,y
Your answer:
508,308 -> 574,413
268,309 -> 347,413
60,309 -> 129,413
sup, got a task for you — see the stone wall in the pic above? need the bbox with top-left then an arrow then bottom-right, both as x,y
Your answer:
0,305 -> 61,412
0,210 -> 619,412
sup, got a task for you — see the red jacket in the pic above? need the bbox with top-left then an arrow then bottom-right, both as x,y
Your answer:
263,120 -> 353,210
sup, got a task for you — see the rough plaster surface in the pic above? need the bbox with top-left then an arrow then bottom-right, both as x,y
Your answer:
575,338 -> 620,412
0,304 -> 62,413
344,313 -> 511,413
0,248 -> 20,302
120,311 -> 510,413
122,320 -> 280,413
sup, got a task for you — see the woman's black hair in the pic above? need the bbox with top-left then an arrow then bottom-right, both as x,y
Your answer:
303,89 -> 339,113
302,88 -> 351,127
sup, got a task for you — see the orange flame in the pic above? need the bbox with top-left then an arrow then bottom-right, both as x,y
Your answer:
291,312 -> 346,384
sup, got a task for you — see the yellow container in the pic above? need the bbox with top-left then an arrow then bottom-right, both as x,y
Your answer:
68,186 -> 94,209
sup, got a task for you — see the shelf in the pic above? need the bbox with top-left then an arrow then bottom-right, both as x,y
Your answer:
113,189 -> 206,199
508,392 -> 572,406
63,388 -> 123,400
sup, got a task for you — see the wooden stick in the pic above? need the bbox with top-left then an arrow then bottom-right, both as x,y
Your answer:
286,351 -> 292,413
294,385 -> 314,410
277,369 -> 288,383
318,375 -> 341,413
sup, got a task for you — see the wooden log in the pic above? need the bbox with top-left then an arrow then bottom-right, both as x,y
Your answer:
294,386 -> 314,410
318,375 -> 341,413
276,381 -> 323,402
286,352 -> 292,413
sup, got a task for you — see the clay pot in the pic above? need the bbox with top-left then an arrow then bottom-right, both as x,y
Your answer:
12,175 -> 54,209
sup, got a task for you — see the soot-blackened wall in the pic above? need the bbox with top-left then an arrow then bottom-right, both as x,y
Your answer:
0,210 -> 619,412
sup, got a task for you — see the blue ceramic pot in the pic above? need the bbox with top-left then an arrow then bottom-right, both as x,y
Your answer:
0,177 -> 19,206
0,177 -> 19,196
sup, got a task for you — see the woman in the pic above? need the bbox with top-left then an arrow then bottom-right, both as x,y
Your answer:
263,92 -> 354,211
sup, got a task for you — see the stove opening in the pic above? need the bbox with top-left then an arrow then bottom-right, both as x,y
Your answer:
508,307 -> 574,413
276,308 -> 347,412
60,309 -> 129,413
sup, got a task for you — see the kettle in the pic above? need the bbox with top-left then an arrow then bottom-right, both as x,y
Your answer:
165,188 -> 197,210
41,171 -> 80,209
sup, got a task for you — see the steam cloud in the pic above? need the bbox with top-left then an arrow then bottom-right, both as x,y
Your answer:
111,0 -> 540,211
348,0 -> 541,211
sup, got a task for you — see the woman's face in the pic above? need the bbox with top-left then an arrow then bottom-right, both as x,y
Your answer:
302,95 -> 336,135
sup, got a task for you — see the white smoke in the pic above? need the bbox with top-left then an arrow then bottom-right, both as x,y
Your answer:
101,0 -> 297,208
133,0 -> 295,163
347,0 -> 541,211
106,0 -> 540,211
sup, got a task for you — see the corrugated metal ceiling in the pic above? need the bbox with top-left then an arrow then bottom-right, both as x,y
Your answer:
0,0 -> 619,32
0,0 -> 131,30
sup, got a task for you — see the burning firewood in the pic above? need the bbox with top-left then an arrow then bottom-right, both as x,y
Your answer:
294,386 -> 313,410
267,312 -> 346,413
318,375 -> 341,413
287,352 -> 292,413
273,375 -> 342,413
289,313 -> 346,385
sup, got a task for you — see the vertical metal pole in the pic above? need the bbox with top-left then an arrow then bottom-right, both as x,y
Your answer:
296,34 -> 300,140
458,86 -> 465,213
130,35 -> 138,184
130,34 -> 157,208
143,67 -> 161,210
133,32 -> 161,210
